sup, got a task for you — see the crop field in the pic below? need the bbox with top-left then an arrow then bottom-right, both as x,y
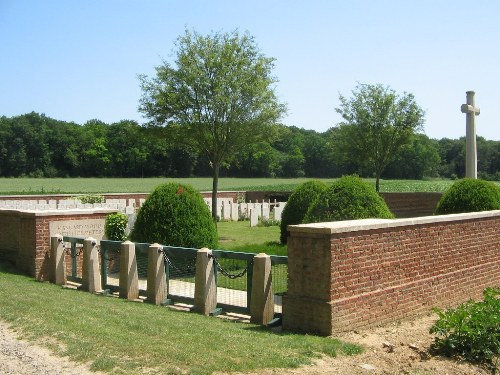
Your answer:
0,177 -> 469,195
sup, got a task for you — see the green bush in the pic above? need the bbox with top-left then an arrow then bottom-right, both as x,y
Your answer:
279,180 -> 327,244
130,183 -> 217,249
74,194 -> 105,204
435,178 -> 500,215
304,175 -> 394,223
105,212 -> 128,241
430,287 -> 500,368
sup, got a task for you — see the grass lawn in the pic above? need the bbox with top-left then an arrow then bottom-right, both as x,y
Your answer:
217,220 -> 286,256
0,177 -> 466,195
0,262 -> 361,374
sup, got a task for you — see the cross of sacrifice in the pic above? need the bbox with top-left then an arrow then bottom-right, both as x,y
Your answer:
460,91 -> 480,179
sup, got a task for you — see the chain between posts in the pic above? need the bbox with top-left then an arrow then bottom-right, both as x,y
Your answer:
59,237 -> 83,258
96,243 -> 115,262
209,253 -> 252,280
158,247 -> 196,274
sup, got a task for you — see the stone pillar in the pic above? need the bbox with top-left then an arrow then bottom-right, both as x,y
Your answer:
82,237 -> 102,293
250,253 -> 274,325
119,241 -> 139,300
146,243 -> 167,305
461,90 -> 480,179
50,235 -> 66,285
194,248 -> 217,315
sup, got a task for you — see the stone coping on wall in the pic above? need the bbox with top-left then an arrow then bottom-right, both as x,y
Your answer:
288,210 -> 500,234
0,208 -> 118,217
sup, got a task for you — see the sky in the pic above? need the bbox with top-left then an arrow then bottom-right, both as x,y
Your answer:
1,0 -> 499,140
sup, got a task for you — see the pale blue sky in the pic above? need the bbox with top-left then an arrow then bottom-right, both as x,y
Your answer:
1,0 -> 499,140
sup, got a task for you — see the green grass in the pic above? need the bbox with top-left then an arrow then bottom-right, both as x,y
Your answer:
0,262 -> 361,374
217,220 -> 286,256
0,177 -> 485,195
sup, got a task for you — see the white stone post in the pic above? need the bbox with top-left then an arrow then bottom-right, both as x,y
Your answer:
50,235 -> 66,285
230,202 -> 239,221
250,253 -> 274,325
250,208 -> 259,227
461,90 -> 480,179
146,243 -> 167,305
82,237 -> 102,293
194,248 -> 217,315
119,241 -> 139,300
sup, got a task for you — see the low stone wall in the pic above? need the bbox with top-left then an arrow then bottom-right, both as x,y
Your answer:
380,192 -> 442,218
0,208 -> 116,281
0,191 -> 444,218
283,210 -> 500,335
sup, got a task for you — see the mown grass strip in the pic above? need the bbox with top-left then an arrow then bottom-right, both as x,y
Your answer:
0,263 -> 361,374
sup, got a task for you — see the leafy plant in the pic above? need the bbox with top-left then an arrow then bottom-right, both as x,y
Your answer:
74,194 -> 105,204
131,183 -> 217,248
430,287 -> 500,370
435,178 -> 500,215
304,175 -> 394,223
105,212 -> 128,241
279,180 -> 327,244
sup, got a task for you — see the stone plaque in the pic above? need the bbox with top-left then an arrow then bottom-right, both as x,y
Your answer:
49,219 -> 106,241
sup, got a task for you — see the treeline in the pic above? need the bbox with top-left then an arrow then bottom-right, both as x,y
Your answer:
1,112 -> 499,180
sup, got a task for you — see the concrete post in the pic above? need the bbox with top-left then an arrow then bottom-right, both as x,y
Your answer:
50,234 -> 66,285
119,241 -> 139,300
82,237 -> 102,293
146,243 -> 167,305
194,248 -> 217,315
250,253 -> 274,325
461,90 -> 480,179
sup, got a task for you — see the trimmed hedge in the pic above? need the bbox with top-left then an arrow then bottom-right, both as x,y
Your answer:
279,180 -> 327,244
435,178 -> 500,215
131,183 -> 217,248
304,176 -> 394,223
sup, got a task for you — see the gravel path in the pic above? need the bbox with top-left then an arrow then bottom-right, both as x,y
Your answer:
0,321 -> 102,375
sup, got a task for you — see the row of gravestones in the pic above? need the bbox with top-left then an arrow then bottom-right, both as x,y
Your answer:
0,198 -> 286,230
0,198 -> 136,212
202,199 -> 286,226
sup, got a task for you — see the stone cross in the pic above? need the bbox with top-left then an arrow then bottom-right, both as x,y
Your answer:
460,91 -> 480,178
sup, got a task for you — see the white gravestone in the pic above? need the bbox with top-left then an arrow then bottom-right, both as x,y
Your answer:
262,203 -> 270,221
230,202 -> 239,221
461,90 -> 480,179
250,208 -> 259,227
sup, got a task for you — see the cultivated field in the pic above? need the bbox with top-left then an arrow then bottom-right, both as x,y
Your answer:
0,177 -> 463,195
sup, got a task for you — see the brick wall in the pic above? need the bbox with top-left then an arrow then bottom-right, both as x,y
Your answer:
283,211 -> 500,335
0,209 -> 116,281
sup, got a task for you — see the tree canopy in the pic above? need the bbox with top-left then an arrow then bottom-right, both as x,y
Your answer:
334,83 -> 426,191
138,29 -> 286,222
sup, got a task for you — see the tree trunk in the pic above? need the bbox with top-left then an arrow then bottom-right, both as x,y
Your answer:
375,173 -> 381,192
211,162 -> 219,229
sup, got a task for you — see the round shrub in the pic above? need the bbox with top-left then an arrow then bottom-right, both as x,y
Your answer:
105,212 -> 128,241
280,180 -> 327,244
304,175 -> 394,223
435,178 -> 500,215
130,183 -> 217,248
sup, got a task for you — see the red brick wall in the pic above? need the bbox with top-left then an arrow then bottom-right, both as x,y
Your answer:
0,210 -> 115,281
283,211 -> 500,335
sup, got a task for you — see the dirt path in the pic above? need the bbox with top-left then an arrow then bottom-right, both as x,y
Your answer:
0,321 -> 103,375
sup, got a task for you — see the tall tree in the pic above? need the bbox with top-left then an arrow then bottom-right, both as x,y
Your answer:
334,83 -> 425,191
139,29 -> 286,223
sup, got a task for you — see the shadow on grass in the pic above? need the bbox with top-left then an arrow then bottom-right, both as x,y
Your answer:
243,324 -> 364,357
0,261 -> 27,276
